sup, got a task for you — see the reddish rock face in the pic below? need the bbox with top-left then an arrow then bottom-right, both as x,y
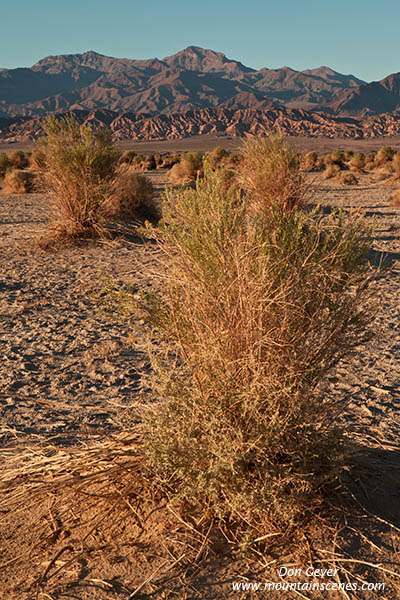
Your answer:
1,47 -> 400,141
2,107 -> 400,142
0,47 -> 366,120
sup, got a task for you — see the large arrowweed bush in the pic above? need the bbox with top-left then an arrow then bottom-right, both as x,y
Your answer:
33,114 -> 121,239
111,148 -> 374,536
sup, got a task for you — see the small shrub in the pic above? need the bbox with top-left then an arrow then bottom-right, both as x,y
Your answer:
329,150 -> 344,165
302,151 -> 318,172
119,150 -> 137,165
0,153 -> 10,179
32,114 -> 121,240
344,150 -> 354,161
373,170 -> 391,182
375,146 -> 395,166
161,154 -> 180,169
143,154 -> 156,171
323,163 -> 341,179
1,169 -> 35,193
208,146 -> 228,170
349,153 -> 365,172
105,167 -> 157,219
168,152 -> 204,185
8,150 -> 29,170
392,153 -> 400,178
339,172 -> 358,186
154,154 -> 163,168
237,133 -> 306,213
364,152 -> 376,171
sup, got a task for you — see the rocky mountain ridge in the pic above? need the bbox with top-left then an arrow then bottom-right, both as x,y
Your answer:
2,107 -> 400,143
0,46 -> 368,118
2,47 -> 400,141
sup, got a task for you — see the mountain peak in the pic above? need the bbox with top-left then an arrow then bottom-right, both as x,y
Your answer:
162,46 -> 254,74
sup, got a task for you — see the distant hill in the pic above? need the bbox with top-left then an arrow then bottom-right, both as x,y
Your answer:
2,47 -> 400,141
325,73 -> 400,116
0,46 -> 366,118
3,107 -> 400,143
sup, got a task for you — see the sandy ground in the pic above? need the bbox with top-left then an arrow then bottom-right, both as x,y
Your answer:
0,171 -> 399,598
3,133 -> 400,154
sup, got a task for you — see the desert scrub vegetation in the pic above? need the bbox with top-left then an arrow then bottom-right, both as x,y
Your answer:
301,151 -> 318,172
32,114 -> 121,240
106,141 -> 373,537
339,171 -> 358,186
349,152 -> 365,172
1,169 -> 35,193
105,167 -> 157,219
0,153 -> 10,179
323,163 -> 341,179
238,134 -> 307,213
168,151 -> 204,185
7,149 -> 29,170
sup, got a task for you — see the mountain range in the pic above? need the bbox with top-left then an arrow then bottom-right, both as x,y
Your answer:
1,46 -> 400,141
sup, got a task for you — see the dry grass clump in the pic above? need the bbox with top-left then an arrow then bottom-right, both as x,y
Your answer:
108,150 -> 373,536
238,134 -> 307,213
373,166 -> 393,182
375,145 -> 395,166
392,153 -> 400,178
349,152 -> 365,172
168,151 -> 204,185
1,169 -> 35,193
339,171 -> 358,186
7,149 -> 29,170
0,153 -> 10,179
32,114 -> 121,240
323,163 -> 341,179
105,167 -> 157,219
208,146 -> 228,170
301,151 -> 318,172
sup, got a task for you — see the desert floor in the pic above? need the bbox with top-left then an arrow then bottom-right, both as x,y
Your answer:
3,133 -> 400,155
0,171 -> 399,599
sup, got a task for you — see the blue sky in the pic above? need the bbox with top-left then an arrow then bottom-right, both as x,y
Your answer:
1,0 -> 399,82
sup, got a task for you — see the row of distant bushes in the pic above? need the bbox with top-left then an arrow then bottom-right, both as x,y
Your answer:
2,142 -> 400,194
303,147 -> 400,184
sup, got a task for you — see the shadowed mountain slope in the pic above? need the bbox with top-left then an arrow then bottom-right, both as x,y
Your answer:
0,47 -> 366,118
